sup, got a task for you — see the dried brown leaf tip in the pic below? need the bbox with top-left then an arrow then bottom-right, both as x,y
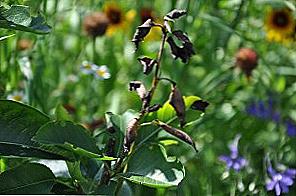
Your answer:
132,19 -> 155,49
124,118 -> 139,154
169,85 -> 186,127
167,30 -> 195,63
129,81 -> 147,100
191,100 -> 209,112
155,120 -> 198,152
137,57 -> 157,75
164,9 -> 187,21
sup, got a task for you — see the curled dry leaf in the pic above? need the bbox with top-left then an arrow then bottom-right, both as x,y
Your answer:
137,57 -> 157,75
146,104 -> 162,113
155,120 -> 198,152
164,9 -> 187,22
132,19 -> 155,49
124,118 -> 139,154
190,100 -> 209,112
169,85 -> 186,127
167,30 -> 195,63
129,81 -> 147,100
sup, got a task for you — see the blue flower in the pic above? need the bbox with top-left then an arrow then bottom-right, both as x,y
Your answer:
245,98 -> 280,123
285,120 -> 296,137
219,134 -> 247,171
266,165 -> 296,196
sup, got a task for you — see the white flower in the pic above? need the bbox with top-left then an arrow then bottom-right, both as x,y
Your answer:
7,91 -> 26,102
93,65 -> 111,80
80,61 -> 98,75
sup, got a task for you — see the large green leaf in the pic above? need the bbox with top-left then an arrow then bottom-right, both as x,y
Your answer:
1,5 -> 31,26
0,5 -> 51,34
33,121 -> 105,160
0,100 -> 65,159
120,144 -> 185,188
0,163 -> 55,194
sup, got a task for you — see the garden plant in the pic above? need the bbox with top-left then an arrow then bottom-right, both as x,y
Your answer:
0,0 -> 296,195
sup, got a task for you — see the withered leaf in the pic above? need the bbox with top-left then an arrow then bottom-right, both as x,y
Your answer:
156,120 -> 198,152
164,9 -> 187,21
129,81 -> 147,100
169,85 -> 186,127
173,30 -> 191,43
146,104 -> 162,113
167,30 -> 195,63
190,100 -> 209,112
137,57 -> 157,75
132,19 -> 154,49
123,118 -> 139,154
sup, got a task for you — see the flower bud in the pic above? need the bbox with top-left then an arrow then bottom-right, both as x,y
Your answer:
235,48 -> 258,77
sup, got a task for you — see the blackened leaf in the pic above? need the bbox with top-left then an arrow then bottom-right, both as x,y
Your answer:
156,120 -> 197,152
166,31 -> 195,63
167,36 -> 179,59
146,104 -> 162,113
169,85 -> 186,127
132,19 -> 154,49
173,30 -> 191,43
123,118 -> 139,154
190,100 -> 209,112
137,57 -> 157,75
129,81 -> 147,100
164,9 -> 187,22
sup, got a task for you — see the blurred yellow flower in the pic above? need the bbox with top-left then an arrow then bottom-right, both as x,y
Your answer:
139,7 -> 161,41
265,8 -> 295,43
104,2 -> 136,36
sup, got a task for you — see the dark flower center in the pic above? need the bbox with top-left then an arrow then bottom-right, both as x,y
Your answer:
106,6 -> 122,24
273,11 -> 290,27
140,8 -> 154,24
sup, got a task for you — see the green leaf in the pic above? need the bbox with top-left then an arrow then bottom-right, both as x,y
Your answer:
104,110 -> 139,157
0,5 -> 51,34
0,100 -> 65,159
157,96 -> 203,125
0,163 -> 55,194
1,5 -> 32,26
33,121 -> 100,157
120,144 -> 185,188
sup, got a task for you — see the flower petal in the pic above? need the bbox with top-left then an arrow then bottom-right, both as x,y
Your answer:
266,180 -> 276,191
275,183 -> 281,196
280,176 -> 293,186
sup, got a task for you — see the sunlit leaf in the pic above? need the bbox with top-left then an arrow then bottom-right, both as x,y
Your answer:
119,144 -> 185,188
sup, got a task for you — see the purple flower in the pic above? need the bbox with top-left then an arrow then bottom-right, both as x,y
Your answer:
285,120 -> 296,137
245,99 -> 280,123
219,134 -> 247,171
266,165 -> 296,196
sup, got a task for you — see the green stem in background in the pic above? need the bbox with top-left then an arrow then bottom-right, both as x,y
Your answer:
43,0 -> 48,16
92,37 -> 96,62
221,0 -> 246,49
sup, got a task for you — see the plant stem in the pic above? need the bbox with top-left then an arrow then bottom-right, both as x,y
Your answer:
114,27 -> 168,194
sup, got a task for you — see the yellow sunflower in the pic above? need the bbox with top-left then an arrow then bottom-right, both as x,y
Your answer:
104,2 -> 136,36
265,8 -> 295,43
138,7 -> 162,41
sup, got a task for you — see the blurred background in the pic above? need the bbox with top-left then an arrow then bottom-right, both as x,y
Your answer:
1,0 -> 296,195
